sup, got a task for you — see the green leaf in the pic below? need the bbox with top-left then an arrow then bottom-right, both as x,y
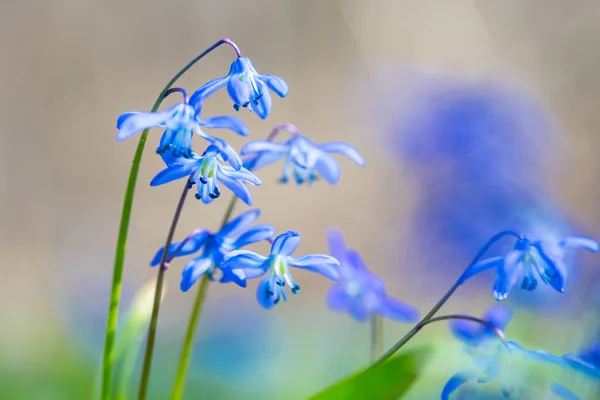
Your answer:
308,347 -> 430,400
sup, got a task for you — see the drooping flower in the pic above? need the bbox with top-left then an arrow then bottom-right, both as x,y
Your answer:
150,143 -> 260,205
325,228 -> 419,323
241,126 -> 365,185
220,231 -> 339,309
116,88 -> 248,166
461,234 -> 598,301
150,209 -> 275,291
189,57 -> 288,120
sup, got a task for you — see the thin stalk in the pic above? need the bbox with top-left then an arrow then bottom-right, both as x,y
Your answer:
138,181 -> 191,400
101,38 -> 240,400
170,196 -> 239,400
370,230 -> 520,368
370,315 -> 382,363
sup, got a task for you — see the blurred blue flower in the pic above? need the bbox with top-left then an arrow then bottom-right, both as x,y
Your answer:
462,234 -> 598,301
562,339 -> 600,379
150,209 -> 274,291
449,305 -> 513,347
116,90 -> 248,166
325,228 -> 419,323
190,56 -> 288,119
220,230 -> 339,309
241,126 -> 365,185
150,143 -> 260,205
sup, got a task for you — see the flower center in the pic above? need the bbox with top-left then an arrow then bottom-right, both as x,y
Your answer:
270,255 -> 300,294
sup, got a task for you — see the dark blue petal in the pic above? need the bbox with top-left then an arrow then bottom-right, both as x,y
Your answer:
558,236 -> 599,252
288,254 -> 340,280
220,250 -> 268,271
219,209 -> 260,238
256,276 -> 279,309
240,140 -> 290,156
197,115 -> 249,137
317,142 -> 366,166
189,77 -> 228,108
458,256 -> 504,285
180,258 -> 213,292
150,160 -> 199,187
219,268 -> 248,288
314,153 -> 342,184
233,224 -> 275,248
116,110 -> 171,141
441,370 -> 476,400
260,74 -> 288,98
551,383 -> 580,400
375,296 -> 420,322
270,231 -> 301,256
149,231 -> 209,266
252,81 -> 272,120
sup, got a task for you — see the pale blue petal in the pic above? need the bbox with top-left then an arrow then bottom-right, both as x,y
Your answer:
197,115 -> 248,137
233,224 -> 275,248
458,256 -> 504,285
288,254 -> 340,280
476,363 -> 501,383
318,142 -> 366,166
326,284 -> 352,313
271,231 -> 301,256
220,250 -> 268,271
149,231 -> 209,266
116,110 -> 171,141
240,140 -> 290,155
260,74 -> 288,97
314,153 -> 342,184
326,227 -> 347,262
252,80 -> 272,120
227,69 -> 252,106
180,258 -> 213,292
243,152 -> 286,172
204,137 -> 242,170
217,170 -> 253,205
441,370 -> 476,400
551,383 -> 580,400
559,236 -> 599,252
493,251 -> 523,301
221,166 -> 261,185
189,77 -> 228,108
150,161 -> 198,186
376,296 -> 420,322
220,209 -> 261,238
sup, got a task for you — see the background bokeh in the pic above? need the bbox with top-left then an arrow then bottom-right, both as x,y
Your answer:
2,0 -> 600,398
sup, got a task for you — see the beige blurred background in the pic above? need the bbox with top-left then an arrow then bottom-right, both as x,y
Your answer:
2,0 -> 600,397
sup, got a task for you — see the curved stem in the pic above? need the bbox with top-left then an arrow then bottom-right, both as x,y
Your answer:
164,87 -> 189,104
370,230 -> 519,368
170,195 -> 239,400
138,181 -> 191,400
421,315 -> 506,343
101,38 -> 240,400
266,123 -> 301,141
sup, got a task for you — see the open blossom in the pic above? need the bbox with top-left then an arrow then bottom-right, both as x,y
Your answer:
461,233 -> 598,301
150,143 -> 260,205
150,209 -> 274,291
220,231 -> 339,309
325,228 -> 419,323
190,56 -> 288,120
241,127 -> 365,185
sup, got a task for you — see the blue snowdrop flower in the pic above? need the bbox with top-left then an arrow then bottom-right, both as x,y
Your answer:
189,57 -> 288,120
461,234 -> 598,301
241,126 -> 365,185
325,228 -> 419,323
150,143 -> 261,205
116,89 -> 248,166
220,231 -> 340,309
150,209 -> 275,291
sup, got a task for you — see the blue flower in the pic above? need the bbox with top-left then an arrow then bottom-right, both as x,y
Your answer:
150,143 -> 261,205
562,340 -> 600,379
220,231 -> 340,309
325,228 -> 419,323
189,57 -> 288,120
449,305 -> 513,348
241,129 -> 365,185
149,209 -> 275,291
461,234 -> 598,300
116,95 -> 248,166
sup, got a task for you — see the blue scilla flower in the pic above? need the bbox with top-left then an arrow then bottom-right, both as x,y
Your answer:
150,209 -> 275,291
240,124 -> 365,185
189,57 -> 288,120
325,228 -> 420,323
116,88 -> 248,166
462,234 -> 599,301
220,231 -> 340,309
150,143 -> 260,205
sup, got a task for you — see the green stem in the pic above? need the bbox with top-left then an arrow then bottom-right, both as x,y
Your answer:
101,38 -> 240,400
370,315 -> 382,363
170,196 -> 239,400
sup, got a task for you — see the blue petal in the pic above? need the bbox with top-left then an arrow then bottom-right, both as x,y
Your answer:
376,296 -> 420,322
534,243 -> 567,293
493,251 -> 523,301
260,74 -> 288,98
220,250 -> 268,271
252,80 -> 272,120
233,224 -> 275,248
288,254 -> 340,280
219,209 -> 261,238
216,174 -> 251,206
256,276 -> 279,309
219,268 -> 248,288
180,258 -> 213,292
551,383 -> 580,400
458,256 -> 504,285
204,137 -> 242,170
314,153 -> 342,184
326,227 -> 348,263
559,236 -> 599,252
441,370 -> 476,400
271,231 -> 301,256
149,231 -> 209,266
240,140 -> 290,156
483,304 -> 513,331
326,283 -> 352,313
197,115 -> 248,137
116,110 -> 171,141
189,77 -> 228,109
243,152 -> 286,172
221,166 -> 262,185
476,363 -> 501,383
150,160 -> 198,186
227,62 -> 252,106
318,142 -> 366,166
